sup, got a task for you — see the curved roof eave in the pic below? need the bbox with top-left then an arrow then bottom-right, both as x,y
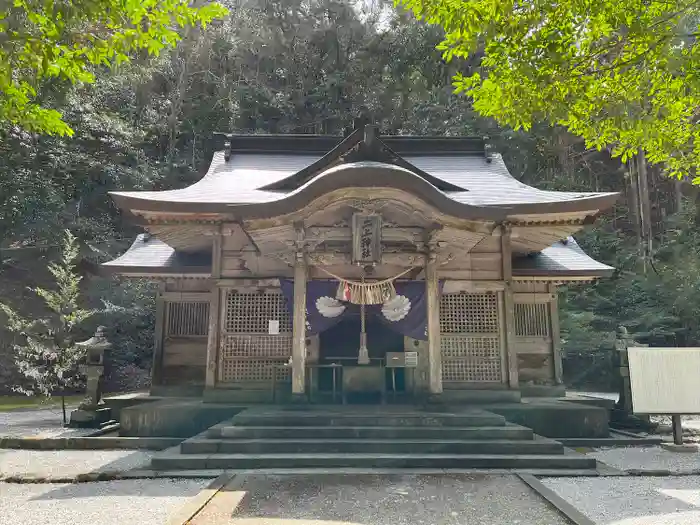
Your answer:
112,162 -> 512,221
110,162 -> 619,222
500,192 -> 620,217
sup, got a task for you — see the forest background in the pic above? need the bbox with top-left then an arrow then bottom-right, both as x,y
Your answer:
1,0 -> 694,393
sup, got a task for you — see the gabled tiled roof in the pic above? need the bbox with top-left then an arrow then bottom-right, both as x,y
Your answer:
512,237 -> 613,277
102,234 -> 210,275
109,129 -> 619,218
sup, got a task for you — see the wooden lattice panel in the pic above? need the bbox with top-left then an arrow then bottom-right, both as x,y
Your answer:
440,293 -> 499,333
442,357 -> 502,382
220,359 -> 290,382
166,301 -> 209,336
441,335 -> 500,358
439,292 -> 503,383
441,335 -> 502,382
223,291 -> 292,333
220,334 -> 292,359
514,303 -> 550,337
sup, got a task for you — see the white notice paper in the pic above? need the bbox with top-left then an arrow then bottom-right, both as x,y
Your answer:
268,320 -> 280,335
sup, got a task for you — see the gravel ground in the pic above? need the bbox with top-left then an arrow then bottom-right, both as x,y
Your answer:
0,478 -> 208,525
543,476 -> 700,525
231,473 -> 568,525
0,407 -> 92,438
0,450 -> 153,478
590,446 -> 700,473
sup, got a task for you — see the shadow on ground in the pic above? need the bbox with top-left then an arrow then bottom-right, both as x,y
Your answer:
216,474 -> 569,525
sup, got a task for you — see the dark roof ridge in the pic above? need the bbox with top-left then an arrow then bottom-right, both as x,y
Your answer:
215,130 -> 488,157
258,125 -> 473,192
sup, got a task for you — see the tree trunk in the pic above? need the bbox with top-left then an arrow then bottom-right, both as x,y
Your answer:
628,157 -> 642,249
637,149 -> 652,272
675,179 -> 683,214
61,394 -> 66,426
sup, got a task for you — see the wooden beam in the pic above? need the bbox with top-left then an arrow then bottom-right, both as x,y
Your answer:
549,283 -> 563,385
425,249 -> 443,395
151,282 -> 166,388
205,229 -> 223,388
214,278 -> 281,289
501,223 -> 519,389
162,292 -> 212,302
305,226 -> 425,244
443,280 -> 506,293
513,292 -> 556,304
291,251 -> 308,397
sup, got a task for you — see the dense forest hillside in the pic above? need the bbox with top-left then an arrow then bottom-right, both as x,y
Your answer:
1,0 -> 696,392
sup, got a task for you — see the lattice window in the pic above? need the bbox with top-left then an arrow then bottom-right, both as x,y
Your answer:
219,288 -> 293,384
166,302 -> 209,336
220,359 -> 291,382
441,335 -> 500,358
442,359 -> 502,382
514,303 -> 550,337
439,292 -> 502,383
440,293 -> 499,333
221,334 -> 292,359
223,291 -> 292,333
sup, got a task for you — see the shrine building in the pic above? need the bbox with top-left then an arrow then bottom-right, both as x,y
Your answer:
103,125 -> 617,405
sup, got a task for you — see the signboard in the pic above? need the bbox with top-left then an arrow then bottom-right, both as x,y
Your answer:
385,351 -> 418,368
352,213 -> 382,264
628,347 -> 700,414
404,351 -> 418,368
268,320 -> 280,335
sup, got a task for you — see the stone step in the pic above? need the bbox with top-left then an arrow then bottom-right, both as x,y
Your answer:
180,438 -> 564,455
208,424 -> 533,440
151,452 -> 596,471
229,411 -> 507,428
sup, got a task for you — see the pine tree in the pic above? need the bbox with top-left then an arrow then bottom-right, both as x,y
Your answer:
0,230 -> 94,423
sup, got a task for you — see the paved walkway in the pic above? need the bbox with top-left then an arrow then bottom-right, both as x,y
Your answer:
187,473 -> 568,525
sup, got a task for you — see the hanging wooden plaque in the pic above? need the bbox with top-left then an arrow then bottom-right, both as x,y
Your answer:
352,213 -> 382,265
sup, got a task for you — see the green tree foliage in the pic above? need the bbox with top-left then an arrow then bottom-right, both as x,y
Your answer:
0,0 -> 227,135
3,0 -> 700,392
0,230 -> 94,421
396,0 -> 700,179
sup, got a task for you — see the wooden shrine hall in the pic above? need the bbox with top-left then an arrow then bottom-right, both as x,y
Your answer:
103,125 -> 618,404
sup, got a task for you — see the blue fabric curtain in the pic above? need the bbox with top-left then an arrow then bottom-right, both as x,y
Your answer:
280,279 -> 442,341
368,280 -> 440,341
280,279 -> 347,335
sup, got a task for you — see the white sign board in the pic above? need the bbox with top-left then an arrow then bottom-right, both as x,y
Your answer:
404,351 -> 418,368
628,347 -> 700,414
268,320 -> 280,335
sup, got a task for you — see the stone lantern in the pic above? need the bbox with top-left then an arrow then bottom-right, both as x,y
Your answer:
68,326 -> 112,428
611,325 -> 654,432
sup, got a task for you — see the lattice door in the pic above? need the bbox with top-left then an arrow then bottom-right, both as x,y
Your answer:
440,293 -> 504,383
219,290 -> 292,383
514,303 -> 550,337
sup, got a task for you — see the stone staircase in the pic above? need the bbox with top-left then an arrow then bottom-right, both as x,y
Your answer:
150,407 -> 598,471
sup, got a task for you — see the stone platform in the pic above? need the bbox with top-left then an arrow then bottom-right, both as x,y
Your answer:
118,399 -> 245,437
110,395 -> 608,440
150,406 -> 598,472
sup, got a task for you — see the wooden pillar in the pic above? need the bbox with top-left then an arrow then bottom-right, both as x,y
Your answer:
205,230 -> 223,388
501,223 -> 519,389
425,249 -> 443,395
548,283 -> 563,385
151,282 -> 166,387
291,251 -> 308,396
